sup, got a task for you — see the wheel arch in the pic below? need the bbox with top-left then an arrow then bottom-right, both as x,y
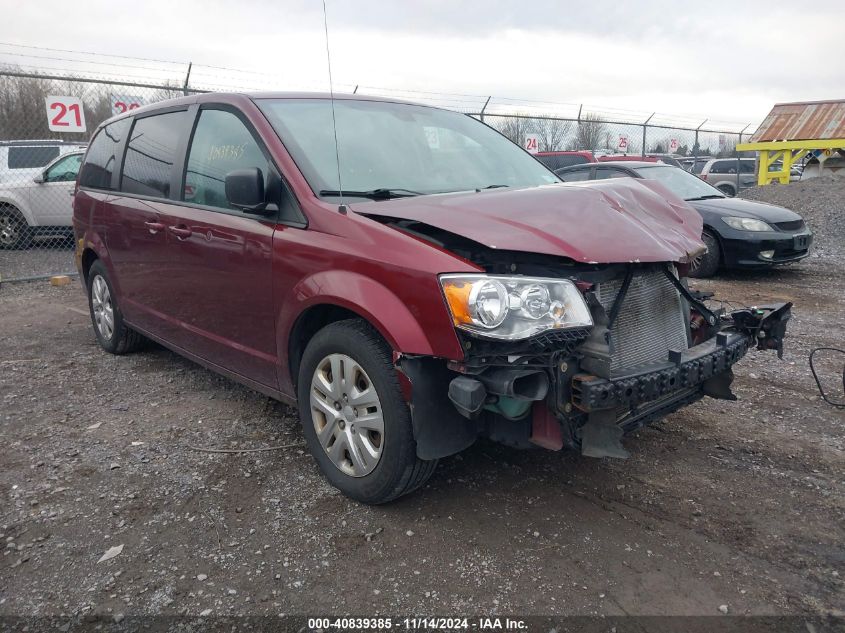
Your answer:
280,270 -> 452,394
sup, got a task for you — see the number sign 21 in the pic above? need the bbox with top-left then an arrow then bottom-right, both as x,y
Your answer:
45,96 -> 87,133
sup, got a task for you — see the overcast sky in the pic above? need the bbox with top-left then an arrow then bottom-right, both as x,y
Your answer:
5,0 -> 844,125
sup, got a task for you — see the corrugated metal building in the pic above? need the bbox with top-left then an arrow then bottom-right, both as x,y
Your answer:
737,99 -> 845,184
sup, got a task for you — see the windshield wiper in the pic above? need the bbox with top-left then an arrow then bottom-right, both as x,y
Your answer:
477,184 -> 509,190
318,188 -> 423,200
686,194 -> 726,201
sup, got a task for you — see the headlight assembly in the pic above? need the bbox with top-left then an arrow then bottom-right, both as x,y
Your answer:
440,274 -> 592,340
722,216 -> 773,232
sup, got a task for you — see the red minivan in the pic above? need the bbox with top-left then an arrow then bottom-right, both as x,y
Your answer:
73,93 -> 791,504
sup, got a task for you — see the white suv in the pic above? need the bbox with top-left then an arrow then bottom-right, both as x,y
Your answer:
0,147 -> 86,249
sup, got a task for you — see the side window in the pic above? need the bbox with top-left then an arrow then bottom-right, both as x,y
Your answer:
184,109 -> 271,211
9,146 -> 61,169
556,168 -> 590,182
79,118 -> 131,190
44,153 -> 83,182
739,161 -> 755,174
121,111 -> 186,198
557,155 -> 589,169
709,161 -> 728,174
594,168 -> 628,180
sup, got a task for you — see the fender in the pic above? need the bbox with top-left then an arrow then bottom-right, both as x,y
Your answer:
277,269 -> 463,394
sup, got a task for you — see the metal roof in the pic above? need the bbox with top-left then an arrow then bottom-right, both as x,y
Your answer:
749,100 -> 845,143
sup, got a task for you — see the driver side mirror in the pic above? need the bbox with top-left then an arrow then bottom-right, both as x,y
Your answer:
33,173 -> 45,184
225,168 -> 268,213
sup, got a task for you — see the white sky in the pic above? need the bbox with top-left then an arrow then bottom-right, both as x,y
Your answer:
4,0 -> 844,126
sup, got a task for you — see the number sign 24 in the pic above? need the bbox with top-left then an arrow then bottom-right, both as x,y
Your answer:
45,96 -> 86,133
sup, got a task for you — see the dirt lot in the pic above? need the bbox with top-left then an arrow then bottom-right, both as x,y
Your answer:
1,190 -> 844,619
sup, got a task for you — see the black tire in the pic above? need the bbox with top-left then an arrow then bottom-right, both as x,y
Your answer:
0,205 -> 32,250
86,260 -> 146,354
297,319 -> 438,504
689,231 -> 720,278
717,184 -> 735,197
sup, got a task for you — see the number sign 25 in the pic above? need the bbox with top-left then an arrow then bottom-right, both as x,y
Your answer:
45,96 -> 87,133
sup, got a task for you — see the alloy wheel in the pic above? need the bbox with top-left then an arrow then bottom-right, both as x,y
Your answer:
91,275 -> 115,341
0,214 -> 20,247
310,353 -> 385,477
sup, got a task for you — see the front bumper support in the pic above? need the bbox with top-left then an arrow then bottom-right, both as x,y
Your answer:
571,332 -> 751,412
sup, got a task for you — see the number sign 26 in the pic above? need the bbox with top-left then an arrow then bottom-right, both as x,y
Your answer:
45,96 -> 86,133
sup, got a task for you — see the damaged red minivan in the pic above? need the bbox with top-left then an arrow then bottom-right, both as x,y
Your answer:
73,93 -> 791,503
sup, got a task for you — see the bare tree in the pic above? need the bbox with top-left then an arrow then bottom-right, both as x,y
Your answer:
572,113 -> 608,152
529,117 -> 571,152
492,115 -> 534,148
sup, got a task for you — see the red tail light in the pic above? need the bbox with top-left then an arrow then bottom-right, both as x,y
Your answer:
700,173 -> 708,181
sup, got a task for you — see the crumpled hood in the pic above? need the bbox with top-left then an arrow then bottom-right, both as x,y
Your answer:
354,179 -> 705,264
690,196 -> 803,223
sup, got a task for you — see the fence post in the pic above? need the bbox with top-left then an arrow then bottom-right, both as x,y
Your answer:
694,119 -> 707,163
642,112 -> 655,157
479,96 -> 492,122
183,62 -> 193,96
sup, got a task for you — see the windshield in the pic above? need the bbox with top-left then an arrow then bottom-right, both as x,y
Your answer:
257,98 -> 559,197
634,164 -> 725,200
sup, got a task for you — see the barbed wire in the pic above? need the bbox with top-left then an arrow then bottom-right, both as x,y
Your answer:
0,41 -> 760,133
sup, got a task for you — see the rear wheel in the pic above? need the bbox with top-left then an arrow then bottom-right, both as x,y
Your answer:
87,260 -> 146,354
689,231 -> 720,278
0,206 -> 31,250
297,319 -> 437,504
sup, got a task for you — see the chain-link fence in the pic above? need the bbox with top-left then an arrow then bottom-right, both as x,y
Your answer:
0,64 -> 758,282
0,70 -> 203,281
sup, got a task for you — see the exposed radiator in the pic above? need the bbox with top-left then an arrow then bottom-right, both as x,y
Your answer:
596,269 -> 689,376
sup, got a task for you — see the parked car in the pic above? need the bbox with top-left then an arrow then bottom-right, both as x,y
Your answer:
73,93 -> 792,504
598,154 -> 683,168
534,151 -> 595,170
698,157 -> 799,196
0,149 -> 85,248
554,161 -> 812,277
684,156 -> 713,175
0,140 -> 86,185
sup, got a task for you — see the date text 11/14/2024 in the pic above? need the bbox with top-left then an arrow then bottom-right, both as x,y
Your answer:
307,617 -> 528,630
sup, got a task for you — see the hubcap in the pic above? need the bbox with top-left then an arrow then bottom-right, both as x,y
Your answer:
310,353 -> 384,477
91,275 -> 115,340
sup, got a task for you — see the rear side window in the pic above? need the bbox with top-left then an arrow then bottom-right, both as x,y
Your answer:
183,109 -> 270,210
80,118 -> 131,190
709,161 -> 730,174
556,168 -> 590,182
8,146 -> 60,169
121,111 -> 186,198
594,168 -> 629,180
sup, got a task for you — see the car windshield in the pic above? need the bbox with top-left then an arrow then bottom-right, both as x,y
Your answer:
634,164 -> 725,200
257,98 -> 559,197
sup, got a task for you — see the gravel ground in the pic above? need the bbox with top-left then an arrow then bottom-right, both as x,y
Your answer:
0,242 -> 76,282
0,183 -> 843,619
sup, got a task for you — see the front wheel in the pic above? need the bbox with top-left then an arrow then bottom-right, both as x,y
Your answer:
689,231 -> 721,278
297,319 -> 437,504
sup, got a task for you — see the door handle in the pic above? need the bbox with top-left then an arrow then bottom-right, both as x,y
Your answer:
144,220 -> 165,234
168,225 -> 193,239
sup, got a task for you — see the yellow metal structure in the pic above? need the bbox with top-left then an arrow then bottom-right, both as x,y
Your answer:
736,139 -> 845,185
